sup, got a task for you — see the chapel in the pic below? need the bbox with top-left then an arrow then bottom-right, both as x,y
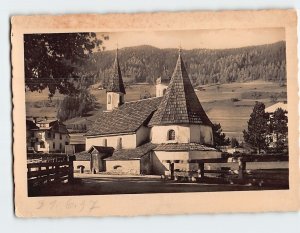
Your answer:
85,49 -> 221,175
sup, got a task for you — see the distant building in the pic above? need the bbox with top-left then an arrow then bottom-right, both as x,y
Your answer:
85,49 -> 221,175
265,102 -> 288,115
26,118 -> 70,153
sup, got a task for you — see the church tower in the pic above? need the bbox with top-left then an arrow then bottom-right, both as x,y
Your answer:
149,48 -> 214,145
106,49 -> 126,111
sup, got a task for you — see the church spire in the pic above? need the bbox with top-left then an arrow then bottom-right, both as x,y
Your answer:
149,49 -> 212,126
106,48 -> 126,94
106,48 -> 126,111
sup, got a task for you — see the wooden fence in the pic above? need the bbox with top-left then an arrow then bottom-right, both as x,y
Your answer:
163,155 -> 289,187
27,157 -> 75,188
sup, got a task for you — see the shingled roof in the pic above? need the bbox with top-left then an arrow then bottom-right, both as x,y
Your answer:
149,51 -> 212,126
105,142 -> 156,160
106,49 -> 126,94
154,143 -> 217,152
86,97 -> 162,136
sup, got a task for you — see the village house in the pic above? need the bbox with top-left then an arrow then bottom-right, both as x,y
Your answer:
84,49 -> 221,175
26,118 -> 70,153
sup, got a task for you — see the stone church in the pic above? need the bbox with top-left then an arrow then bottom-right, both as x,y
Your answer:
85,49 -> 221,175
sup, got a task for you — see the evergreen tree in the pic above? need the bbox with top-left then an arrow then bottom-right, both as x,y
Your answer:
270,108 -> 288,152
212,123 -> 230,148
243,102 -> 269,154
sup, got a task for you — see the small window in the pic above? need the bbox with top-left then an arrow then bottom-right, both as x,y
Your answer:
60,134 -> 62,140
59,143 -> 62,150
65,141 -> 69,145
168,129 -> 175,141
163,88 -> 167,95
53,142 -> 55,149
40,141 -> 45,148
47,132 -> 52,138
108,94 -> 111,104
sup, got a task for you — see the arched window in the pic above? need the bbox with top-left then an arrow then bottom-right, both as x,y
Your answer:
108,94 -> 111,104
168,130 -> 175,141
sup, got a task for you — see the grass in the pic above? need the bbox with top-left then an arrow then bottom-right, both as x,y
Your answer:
25,80 -> 287,138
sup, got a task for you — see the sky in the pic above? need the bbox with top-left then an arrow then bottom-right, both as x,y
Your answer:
97,28 -> 285,51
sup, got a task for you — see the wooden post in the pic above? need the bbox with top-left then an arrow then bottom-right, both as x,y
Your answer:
238,158 -> 246,179
169,163 -> 174,180
198,162 -> 205,178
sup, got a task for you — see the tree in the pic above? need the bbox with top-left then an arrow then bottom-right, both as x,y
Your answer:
243,102 -> 269,154
212,123 -> 230,148
57,90 -> 96,121
231,137 -> 239,148
24,33 -> 105,96
269,108 -> 288,152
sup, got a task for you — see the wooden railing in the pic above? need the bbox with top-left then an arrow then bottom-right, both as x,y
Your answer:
27,157 -> 75,188
163,155 -> 289,186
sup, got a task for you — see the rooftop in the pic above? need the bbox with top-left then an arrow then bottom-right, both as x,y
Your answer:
106,49 -> 126,94
105,142 -> 156,161
86,97 -> 162,136
149,52 -> 212,126
154,143 -> 217,152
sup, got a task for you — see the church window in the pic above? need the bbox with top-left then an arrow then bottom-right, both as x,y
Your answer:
108,94 -> 111,104
168,129 -> 175,140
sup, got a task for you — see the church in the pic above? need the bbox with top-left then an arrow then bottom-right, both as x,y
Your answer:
84,49 -> 221,175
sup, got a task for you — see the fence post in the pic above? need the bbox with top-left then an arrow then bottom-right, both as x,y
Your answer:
238,158 -> 246,179
169,163 -> 174,180
198,162 -> 205,178
68,155 -> 75,183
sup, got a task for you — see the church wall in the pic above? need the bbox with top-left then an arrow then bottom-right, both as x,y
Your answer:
107,92 -> 123,111
152,150 -> 222,175
155,83 -> 168,97
105,160 -> 140,175
190,124 -> 214,145
151,125 -> 190,144
86,133 -> 137,150
136,126 -> 151,147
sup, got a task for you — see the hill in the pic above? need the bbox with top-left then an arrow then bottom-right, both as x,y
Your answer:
87,41 -> 286,86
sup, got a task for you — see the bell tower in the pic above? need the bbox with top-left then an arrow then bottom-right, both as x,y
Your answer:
106,48 -> 126,111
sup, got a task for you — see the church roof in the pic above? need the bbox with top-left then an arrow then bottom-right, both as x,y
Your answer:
149,51 -> 212,126
106,49 -> 126,94
154,143 -> 217,152
105,143 -> 156,160
86,97 -> 162,136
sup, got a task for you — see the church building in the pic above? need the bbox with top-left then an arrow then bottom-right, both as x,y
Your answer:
85,49 -> 221,175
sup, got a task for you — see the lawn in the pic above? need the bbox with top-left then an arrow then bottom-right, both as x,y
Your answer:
25,80 -> 287,139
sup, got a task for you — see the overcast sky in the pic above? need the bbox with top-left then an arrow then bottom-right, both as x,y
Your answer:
97,28 -> 285,51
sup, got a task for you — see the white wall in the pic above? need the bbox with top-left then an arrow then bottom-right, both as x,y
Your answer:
152,150 -> 222,175
107,92 -> 124,110
86,133 -> 137,150
106,160 -> 140,174
151,125 -> 190,143
136,126 -> 150,146
73,161 -> 91,173
151,124 -> 213,145
156,83 -> 168,97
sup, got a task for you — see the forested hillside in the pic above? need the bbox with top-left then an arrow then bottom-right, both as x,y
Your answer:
88,41 -> 286,87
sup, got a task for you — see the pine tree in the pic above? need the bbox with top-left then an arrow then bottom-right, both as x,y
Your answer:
212,123 -> 230,148
270,108 -> 288,152
243,102 -> 269,154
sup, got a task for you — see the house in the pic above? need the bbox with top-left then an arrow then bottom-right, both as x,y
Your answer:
85,48 -> 221,175
26,118 -> 70,153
